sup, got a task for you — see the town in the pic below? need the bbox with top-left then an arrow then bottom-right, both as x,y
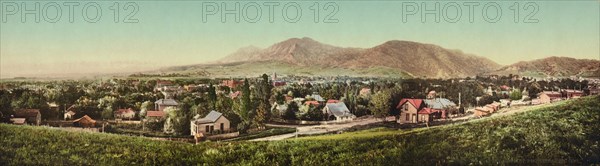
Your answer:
1,73 -> 597,143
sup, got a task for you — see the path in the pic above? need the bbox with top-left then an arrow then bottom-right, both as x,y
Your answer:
250,117 -> 384,141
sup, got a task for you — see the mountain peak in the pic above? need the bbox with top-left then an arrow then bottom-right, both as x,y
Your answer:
217,38 -> 504,78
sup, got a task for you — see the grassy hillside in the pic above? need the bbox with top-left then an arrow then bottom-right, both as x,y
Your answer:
1,96 -> 599,165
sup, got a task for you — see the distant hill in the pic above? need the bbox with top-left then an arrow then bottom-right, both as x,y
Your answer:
209,37 -> 501,78
490,56 -> 600,77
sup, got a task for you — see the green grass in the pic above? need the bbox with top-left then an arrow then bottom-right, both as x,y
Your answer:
1,96 -> 599,165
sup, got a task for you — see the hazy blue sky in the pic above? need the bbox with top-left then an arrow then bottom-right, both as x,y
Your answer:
1,0 -> 599,78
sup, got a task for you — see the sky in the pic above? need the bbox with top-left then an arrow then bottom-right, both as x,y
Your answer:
1,0 -> 599,78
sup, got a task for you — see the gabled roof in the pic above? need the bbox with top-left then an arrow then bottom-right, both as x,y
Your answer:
64,110 -> 76,116
193,110 -> 224,124
14,109 -> 40,118
155,99 -> 178,106
146,111 -> 166,117
305,101 -> 320,106
310,94 -> 325,102
327,99 -> 339,103
539,91 -> 562,98
73,115 -> 96,123
418,108 -> 437,114
324,102 -> 354,118
424,98 -> 456,110
396,99 -> 423,109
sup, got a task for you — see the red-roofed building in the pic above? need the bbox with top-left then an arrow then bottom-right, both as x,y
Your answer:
305,101 -> 320,106
563,89 -> 584,99
146,111 -> 166,121
538,91 -> 562,104
327,99 -> 340,103
396,98 -> 425,124
222,80 -> 244,89
14,109 -> 41,126
473,107 -> 491,117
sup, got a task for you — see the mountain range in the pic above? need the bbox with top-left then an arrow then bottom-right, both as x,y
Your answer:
160,37 -> 599,78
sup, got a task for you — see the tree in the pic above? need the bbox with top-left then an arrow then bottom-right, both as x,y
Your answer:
370,90 -> 391,121
239,78 -> 252,120
283,102 -> 298,120
509,89 -> 523,100
139,101 -> 153,118
101,107 -> 114,120
0,90 -> 13,122
254,102 -> 268,129
300,105 -> 323,121
163,107 -> 189,135
208,83 -> 217,110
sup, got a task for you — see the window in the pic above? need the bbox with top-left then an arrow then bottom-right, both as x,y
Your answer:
405,113 -> 410,121
220,123 -> 224,131
205,126 -> 209,132
403,104 -> 409,111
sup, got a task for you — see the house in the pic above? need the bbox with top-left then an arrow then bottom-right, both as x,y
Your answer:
64,110 -> 76,120
326,99 -> 340,104
190,110 -> 231,136
73,115 -> 96,128
423,98 -> 456,118
304,101 -> 320,106
14,109 -> 41,126
322,102 -> 355,122
538,91 -> 562,103
417,108 -> 440,123
273,81 -> 287,87
114,108 -> 136,120
64,105 -> 77,120
155,80 -> 173,88
396,99 -> 425,124
221,80 -> 244,89
473,107 -> 491,117
155,99 -> 178,111
308,94 -> 325,102
146,111 -> 166,120
10,118 -> 26,125
563,89 -> 584,99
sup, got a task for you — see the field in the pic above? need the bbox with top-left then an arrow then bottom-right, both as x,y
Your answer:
1,96 -> 599,165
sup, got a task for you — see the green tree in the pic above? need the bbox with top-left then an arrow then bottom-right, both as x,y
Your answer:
370,90 -> 391,121
101,107 -> 114,120
283,102 -> 298,120
208,83 -> 217,110
139,101 -> 153,118
509,89 -> 523,100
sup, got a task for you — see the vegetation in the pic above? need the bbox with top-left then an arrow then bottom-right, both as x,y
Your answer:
1,96 -> 598,165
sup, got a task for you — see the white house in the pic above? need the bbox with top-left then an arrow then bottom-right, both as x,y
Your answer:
322,102 -> 355,122
114,108 -> 136,120
190,111 -> 231,136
